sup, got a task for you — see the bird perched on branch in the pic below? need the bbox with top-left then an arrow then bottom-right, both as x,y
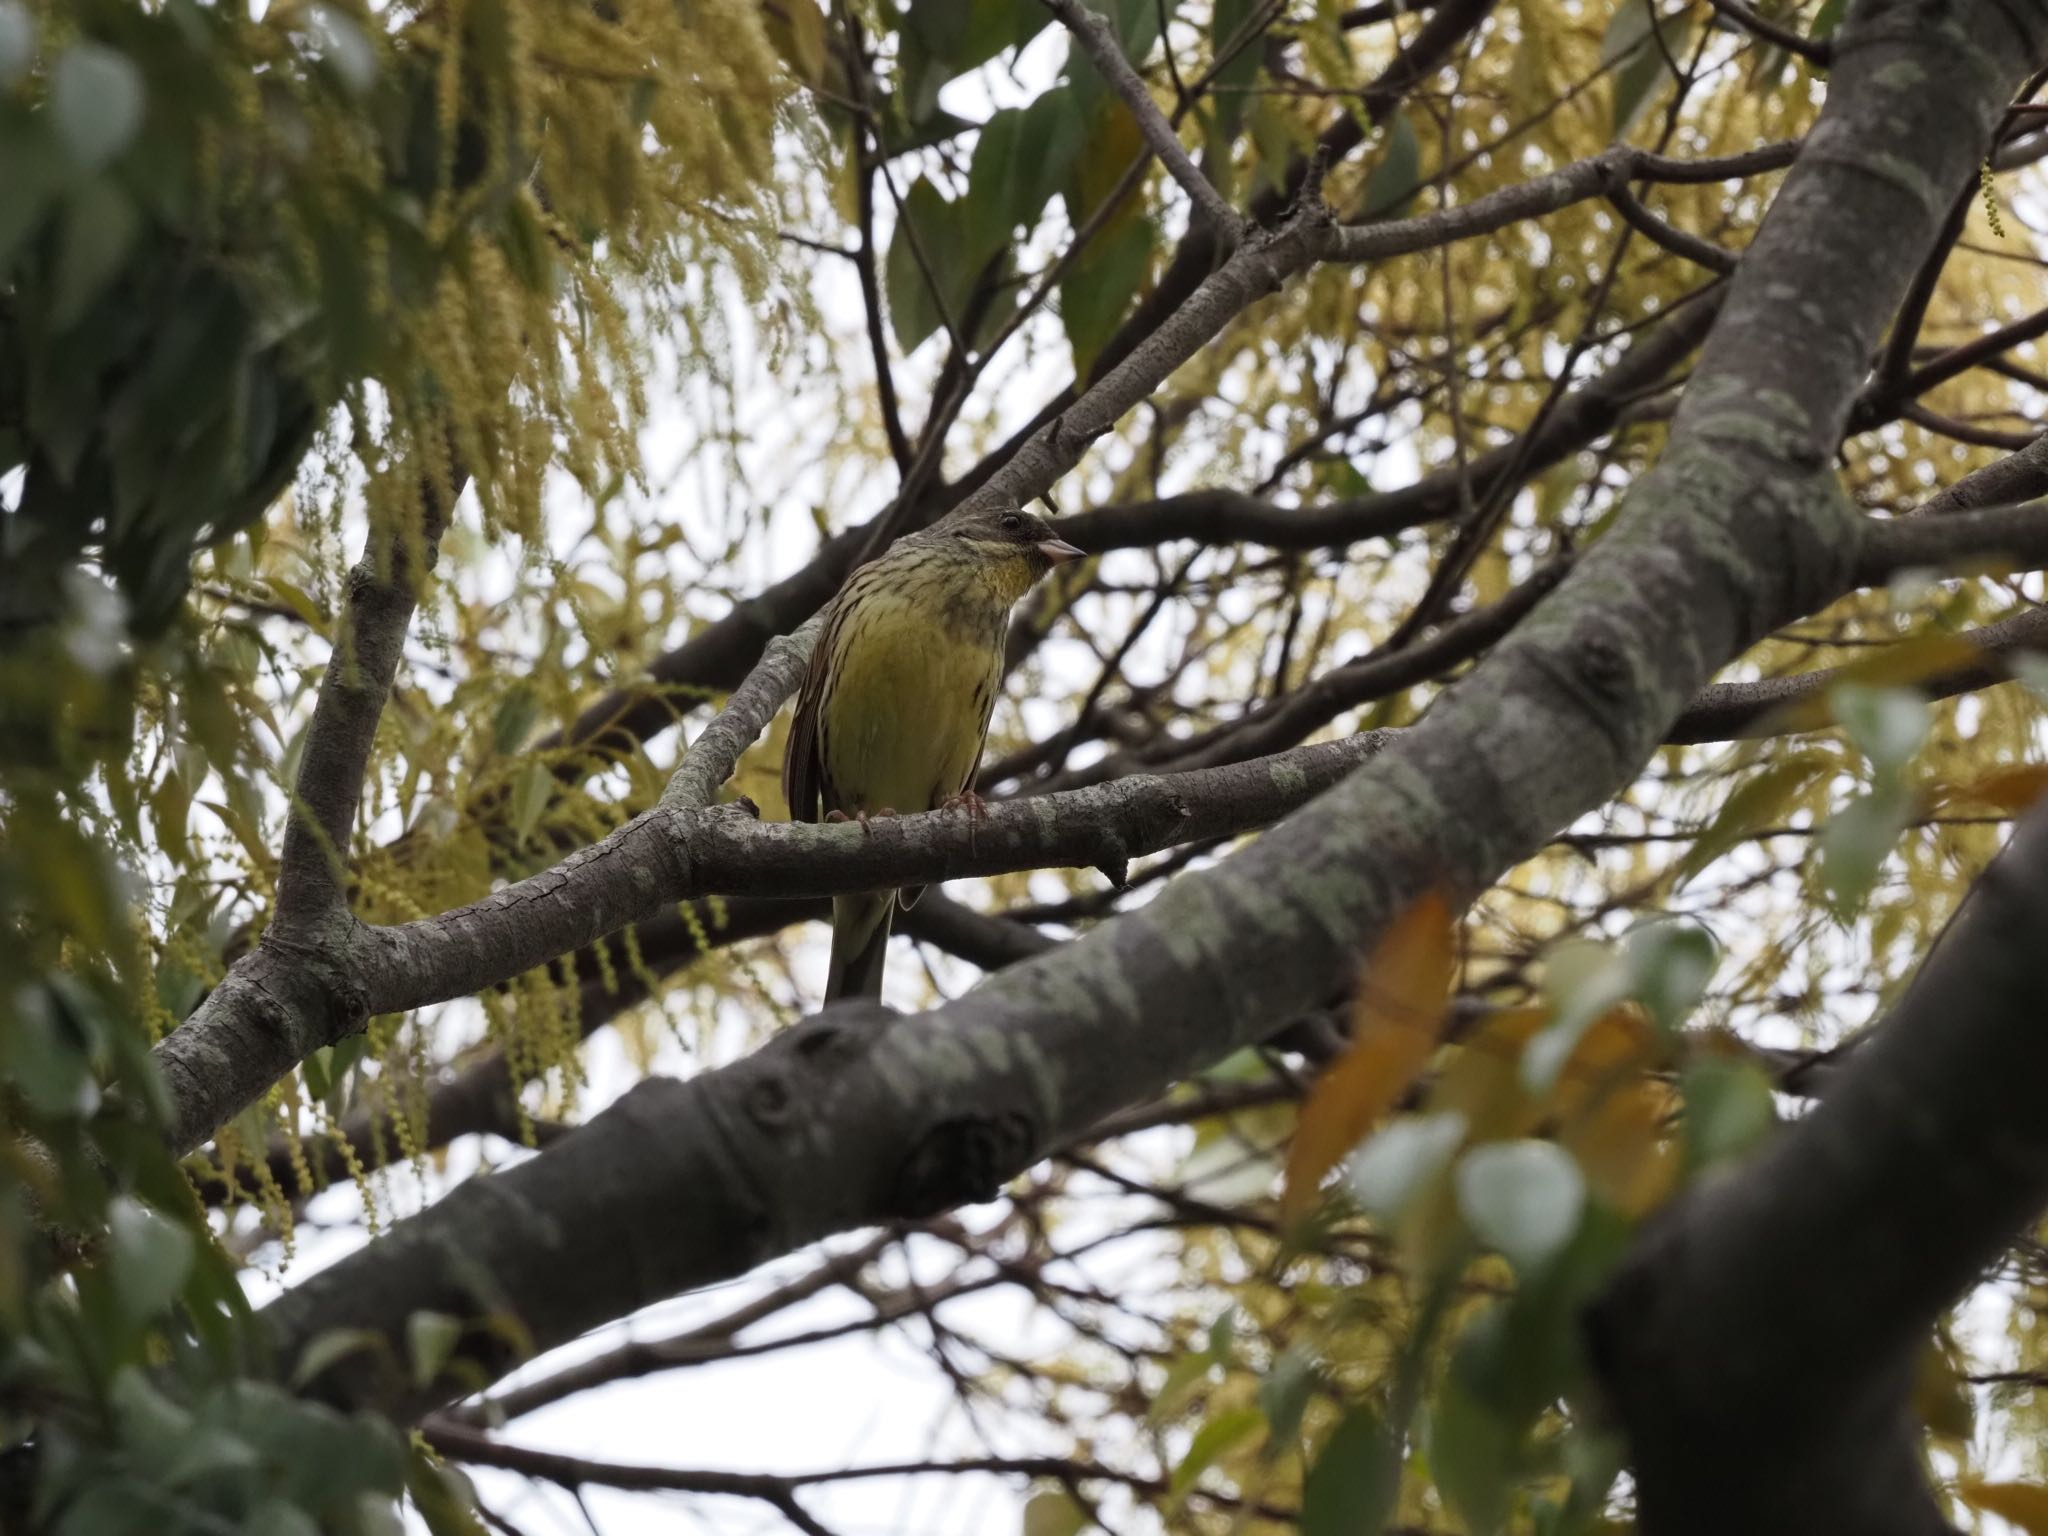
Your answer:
784,500 -> 1083,1001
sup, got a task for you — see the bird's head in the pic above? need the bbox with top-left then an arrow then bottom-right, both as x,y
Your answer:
930,500 -> 1085,579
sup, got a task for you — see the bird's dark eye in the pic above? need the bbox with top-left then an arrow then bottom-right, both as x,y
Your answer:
999,512 -> 1022,533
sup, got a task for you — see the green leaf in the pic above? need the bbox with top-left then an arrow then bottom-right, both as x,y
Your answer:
1431,1369 -> 1520,1536
1623,920 -> 1717,1033
885,176 -> 980,356
51,43 -> 145,170
0,122 -> 64,270
1455,1141 -> 1586,1273
490,683 -> 540,755
1348,1111 -> 1466,1220
1818,781 -> 1912,914
242,1502 -> 321,1536
1523,941 -> 1629,1093
900,0 -> 1050,121
53,1485 -> 161,1536
406,1447 -> 488,1536
106,1196 -> 195,1323
510,759 -> 553,843
1681,1056 -> 1775,1170
1301,1405 -> 1395,1536
1206,1305 -> 1237,1366
1170,1406 -> 1264,1495
309,4 -> 378,93
1676,754 -> 1829,885
1060,211 -> 1153,376
1209,0 -> 1264,139
1809,0 -> 1848,39
289,1327 -> 384,1391
5,987 -> 100,1119
1361,111 -> 1422,218
1022,1484 -> 1090,1536
162,1424 -> 263,1489
1149,1348 -> 1217,1425
1604,2 -> 1695,141
407,1310 -> 464,1390
965,93 -> 1085,257
53,178 -> 140,333
1831,681 -> 1930,775
1259,1348 -> 1319,1449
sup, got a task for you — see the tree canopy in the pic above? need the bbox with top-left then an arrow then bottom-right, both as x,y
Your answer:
9,0 -> 2048,1532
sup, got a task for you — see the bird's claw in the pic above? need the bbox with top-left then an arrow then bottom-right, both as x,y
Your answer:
941,790 -> 990,823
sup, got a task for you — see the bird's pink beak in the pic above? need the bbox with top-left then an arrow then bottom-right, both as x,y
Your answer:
1037,537 -> 1084,565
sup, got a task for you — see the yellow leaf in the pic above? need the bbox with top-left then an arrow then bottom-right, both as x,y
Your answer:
1748,632 -> 1985,737
1425,1006 -> 1550,1141
1283,890 -> 1458,1221
1562,1078 -> 1676,1216
1958,1480 -> 2048,1533
1676,753 -> 1831,885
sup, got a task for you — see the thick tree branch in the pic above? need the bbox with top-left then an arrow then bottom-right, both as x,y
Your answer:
1587,797 -> 2048,1536
155,476 -> 456,1157
1919,429 -> 2048,513
363,728 -> 1396,1016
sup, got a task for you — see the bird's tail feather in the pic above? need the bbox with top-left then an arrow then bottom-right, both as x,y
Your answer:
826,893 -> 893,1001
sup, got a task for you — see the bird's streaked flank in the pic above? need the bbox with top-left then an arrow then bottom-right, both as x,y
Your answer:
783,503 -> 1082,1000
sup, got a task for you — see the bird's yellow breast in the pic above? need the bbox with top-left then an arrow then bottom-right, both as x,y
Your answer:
818,581 -> 1002,817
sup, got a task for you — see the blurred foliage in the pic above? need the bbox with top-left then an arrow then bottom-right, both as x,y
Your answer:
0,0 -> 791,1527
6,0 -> 2048,1532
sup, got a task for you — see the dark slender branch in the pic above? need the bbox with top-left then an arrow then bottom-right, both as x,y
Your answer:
1699,0 -> 1832,62
1871,185 -> 1975,398
1138,554 -> 1573,778
852,133 -> 913,474
423,1422 -> 1184,1507
1898,302 -> 2048,401
1065,280 -> 1726,557
1607,185 -> 1739,273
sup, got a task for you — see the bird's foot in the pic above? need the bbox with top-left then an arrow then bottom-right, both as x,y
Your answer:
941,790 -> 990,823
825,809 -> 852,824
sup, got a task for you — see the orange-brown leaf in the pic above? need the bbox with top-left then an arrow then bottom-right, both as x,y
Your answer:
1933,764 -> 2048,815
1563,1078 -> 1677,1216
1283,890 -> 1458,1221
